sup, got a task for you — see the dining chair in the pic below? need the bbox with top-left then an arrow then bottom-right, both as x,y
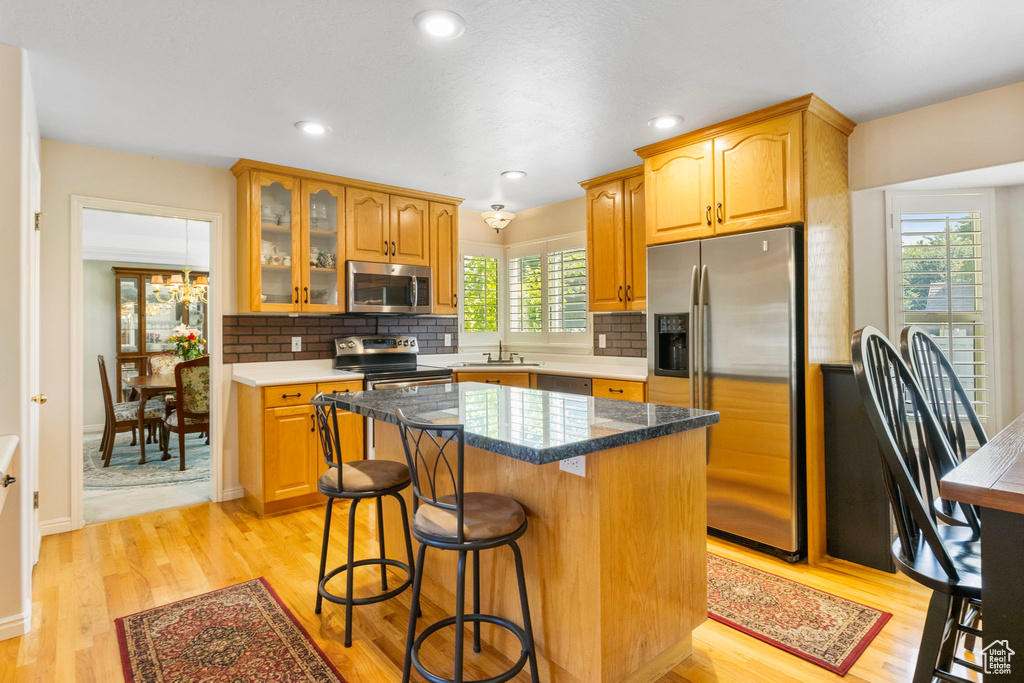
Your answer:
97,355 -> 165,467
161,355 -> 210,471
852,326 -> 982,682
147,351 -> 183,376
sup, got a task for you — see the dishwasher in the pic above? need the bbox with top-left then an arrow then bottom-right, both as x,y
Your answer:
533,374 -> 592,396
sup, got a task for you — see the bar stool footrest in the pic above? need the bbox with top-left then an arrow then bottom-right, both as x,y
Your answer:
318,558 -> 412,607
410,613 -> 530,683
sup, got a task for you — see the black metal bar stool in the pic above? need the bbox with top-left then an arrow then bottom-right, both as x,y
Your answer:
395,409 -> 539,683
311,393 -> 417,648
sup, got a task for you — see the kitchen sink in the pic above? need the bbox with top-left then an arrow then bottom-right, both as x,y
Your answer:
449,361 -> 544,368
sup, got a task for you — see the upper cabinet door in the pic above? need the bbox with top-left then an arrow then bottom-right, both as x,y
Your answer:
624,174 -> 647,310
645,139 -> 715,245
300,180 -> 344,312
586,179 -> 627,312
253,171 -> 302,312
430,202 -> 459,315
390,196 -> 430,266
714,113 -> 803,234
345,188 -> 390,263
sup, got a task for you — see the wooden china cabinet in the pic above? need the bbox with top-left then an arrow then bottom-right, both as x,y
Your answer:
113,266 -> 208,399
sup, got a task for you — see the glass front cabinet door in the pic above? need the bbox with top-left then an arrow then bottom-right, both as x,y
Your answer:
253,172 -> 301,311
300,180 -> 344,311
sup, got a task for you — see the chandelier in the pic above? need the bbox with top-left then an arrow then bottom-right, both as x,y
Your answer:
151,220 -> 210,304
481,204 -> 515,233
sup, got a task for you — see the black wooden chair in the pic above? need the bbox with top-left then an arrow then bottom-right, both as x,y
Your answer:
395,409 -> 539,683
97,355 -> 164,467
852,326 -> 982,682
310,393 -> 416,648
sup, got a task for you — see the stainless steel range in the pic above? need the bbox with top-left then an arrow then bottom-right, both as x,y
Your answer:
333,335 -> 453,390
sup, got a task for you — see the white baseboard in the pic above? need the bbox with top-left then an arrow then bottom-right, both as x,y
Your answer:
83,423 -> 104,435
0,612 -> 30,641
221,486 -> 244,501
40,517 -> 72,536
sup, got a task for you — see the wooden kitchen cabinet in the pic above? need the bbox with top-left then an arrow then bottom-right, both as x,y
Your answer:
238,379 -> 364,516
644,140 -> 714,245
713,113 -> 802,234
580,167 -> 647,311
233,159 -> 463,313
593,378 -> 646,402
454,372 -> 532,388
430,202 -> 459,314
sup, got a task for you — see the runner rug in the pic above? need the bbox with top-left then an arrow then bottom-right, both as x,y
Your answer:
116,578 -> 346,683
707,553 -> 891,675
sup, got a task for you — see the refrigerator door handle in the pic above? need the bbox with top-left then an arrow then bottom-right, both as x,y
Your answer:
688,265 -> 699,409
697,264 -> 709,410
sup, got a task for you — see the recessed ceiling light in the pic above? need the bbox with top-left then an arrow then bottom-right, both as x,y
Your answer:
501,170 -> 527,180
414,9 -> 467,39
647,115 -> 684,130
295,121 -> 331,135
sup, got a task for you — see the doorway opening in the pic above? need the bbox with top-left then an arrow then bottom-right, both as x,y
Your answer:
81,208 -> 213,524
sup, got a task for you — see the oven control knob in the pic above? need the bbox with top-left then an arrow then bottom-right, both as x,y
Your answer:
410,340 -> 416,346
347,342 -> 355,348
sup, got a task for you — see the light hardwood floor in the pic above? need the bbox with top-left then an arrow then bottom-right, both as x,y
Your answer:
1,499 -> 939,682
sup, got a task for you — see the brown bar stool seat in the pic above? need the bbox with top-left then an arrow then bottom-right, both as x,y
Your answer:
396,409 -> 539,683
311,393 -> 416,648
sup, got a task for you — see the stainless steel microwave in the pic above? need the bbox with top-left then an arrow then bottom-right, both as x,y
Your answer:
345,261 -> 433,314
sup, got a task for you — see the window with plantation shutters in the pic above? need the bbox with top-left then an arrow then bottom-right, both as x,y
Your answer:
887,190 -> 999,427
508,254 -> 543,333
462,254 -> 499,333
547,246 -> 587,332
506,234 -> 589,344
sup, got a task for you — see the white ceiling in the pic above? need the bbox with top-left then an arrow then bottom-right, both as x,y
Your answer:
82,209 -> 210,269
3,1 -> 1024,211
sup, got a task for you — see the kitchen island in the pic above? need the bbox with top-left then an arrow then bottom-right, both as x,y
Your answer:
328,381 -> 718,683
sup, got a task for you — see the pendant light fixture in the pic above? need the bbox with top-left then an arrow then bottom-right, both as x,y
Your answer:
481,204 -> 515,233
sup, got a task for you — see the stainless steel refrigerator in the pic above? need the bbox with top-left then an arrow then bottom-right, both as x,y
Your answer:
647,227 -> 803,557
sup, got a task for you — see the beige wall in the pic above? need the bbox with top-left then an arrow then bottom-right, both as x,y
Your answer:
459,208 -> 503,244
849,81 -> 1024,191
39,140 -> 237,530
498,196 -> 585,245
0,42 -> 38,639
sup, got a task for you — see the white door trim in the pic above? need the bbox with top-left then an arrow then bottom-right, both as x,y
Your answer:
69,196 -> 225,530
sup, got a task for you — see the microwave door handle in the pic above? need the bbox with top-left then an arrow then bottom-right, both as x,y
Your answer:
697,264 -> 708,410
688,265 -> 698,410
410,276 -> 418,308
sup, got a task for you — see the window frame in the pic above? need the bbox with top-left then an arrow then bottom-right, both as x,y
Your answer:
458,241 -> 503,349
885,188 -> 1001,429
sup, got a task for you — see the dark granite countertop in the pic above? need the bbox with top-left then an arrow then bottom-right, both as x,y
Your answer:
326,381 -> 719,465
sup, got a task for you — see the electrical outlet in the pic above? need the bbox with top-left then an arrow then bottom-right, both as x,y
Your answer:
291,337 -> 302,352
559,456 -> 586,477
444,333 -> 452,346
598,334 -> 607,349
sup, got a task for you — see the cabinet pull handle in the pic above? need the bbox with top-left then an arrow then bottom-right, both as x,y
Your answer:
391,240 -> 396,256
617,285 -> 623,302
625,284 -> 632,301
384,239 -> 388,254
484,379 -> 501,384
294,286 -> 299,304
303,286 -> 309,304
608,388 -> 624,394
282,392 -> 302,398
453,292 -> 458,308
716,202 -> 723,224
310,413 -> 316,432
706,205 -> 712,226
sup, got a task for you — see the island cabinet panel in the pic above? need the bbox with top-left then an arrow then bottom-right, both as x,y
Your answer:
593,378 -> 646,402
586,179 -> 627,311
237,379 -> 364,516
430,202 -> 459,314
390,195 -> 430,266
644,140 -> 715,245
375,422 -> 708,683
623,174 -> 647,310
714,113 -> 803,234
345,188 -> 390,263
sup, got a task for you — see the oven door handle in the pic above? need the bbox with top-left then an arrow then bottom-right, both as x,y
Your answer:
368,377 -> 452,390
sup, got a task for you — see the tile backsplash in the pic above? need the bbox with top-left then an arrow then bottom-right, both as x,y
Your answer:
222,315 -> 458,364
593,312 -> 647,357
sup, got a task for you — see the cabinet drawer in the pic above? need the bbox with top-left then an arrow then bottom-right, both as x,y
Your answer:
317,380 -> 363,395
593,378 -> 646,402
456,372 -> 531,388
263,383 -> 318,408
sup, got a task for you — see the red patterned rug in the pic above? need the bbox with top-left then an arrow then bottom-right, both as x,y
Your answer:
116,578 -> 346,682
707,553 -> 891,675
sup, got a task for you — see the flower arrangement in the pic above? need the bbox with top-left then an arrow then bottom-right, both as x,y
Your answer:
168,324 -> 206,360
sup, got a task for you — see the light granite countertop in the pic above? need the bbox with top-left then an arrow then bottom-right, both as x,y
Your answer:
327,381 -> 717,464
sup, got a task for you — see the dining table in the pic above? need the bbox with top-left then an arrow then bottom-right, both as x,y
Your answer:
124,373 -> 176,463
941,413 -> 1024,680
